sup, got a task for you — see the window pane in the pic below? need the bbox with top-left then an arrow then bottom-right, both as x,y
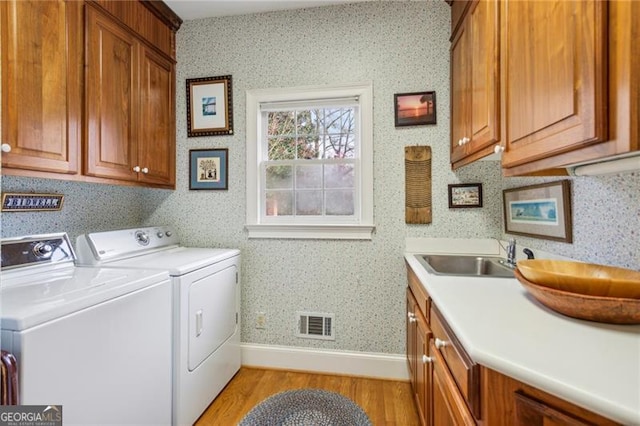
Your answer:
296,165 -> 322,189
323,134 -> 355,159
324,164 -> 354,189
266,165 -> 293,189
266,191 -> 293,216
326,190 -> 354,215
296,190 -> 322,215
267,111 -> 295,136
268,136 -> 296,160
296,110 -> 319,135
296,136 -> 321,159
324,108 -> 353,133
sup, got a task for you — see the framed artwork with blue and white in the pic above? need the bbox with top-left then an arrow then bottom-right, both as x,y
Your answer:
186,75 -> 233,137
189,149 -> 228,190
503,181 -> 572,243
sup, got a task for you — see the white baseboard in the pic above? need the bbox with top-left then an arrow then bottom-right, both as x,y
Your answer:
241,343 -> 410,381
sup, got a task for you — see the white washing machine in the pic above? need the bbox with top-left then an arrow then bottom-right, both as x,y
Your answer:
0,233 -> 173,425
76,226 -> 241,426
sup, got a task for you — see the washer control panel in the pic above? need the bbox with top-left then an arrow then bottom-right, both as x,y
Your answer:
1,233 -> 75,270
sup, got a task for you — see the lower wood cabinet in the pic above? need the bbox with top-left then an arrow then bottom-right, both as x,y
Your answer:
406,288 -> 431,426
481,367 -> 620,426
407,266 -> 474,426
432,343 -> 475,426
406,265 -> 622,426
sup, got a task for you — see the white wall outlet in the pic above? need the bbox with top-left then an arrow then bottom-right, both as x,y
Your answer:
256,312 -> 266,329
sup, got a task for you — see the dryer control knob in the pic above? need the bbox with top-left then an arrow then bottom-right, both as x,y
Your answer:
157,232 -> 164,238
165,231 -> 173,237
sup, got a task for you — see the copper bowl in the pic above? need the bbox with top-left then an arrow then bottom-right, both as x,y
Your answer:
516,259 -> 640,299
515,269 -> 640,324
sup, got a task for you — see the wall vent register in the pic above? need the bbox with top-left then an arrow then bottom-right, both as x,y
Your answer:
296,311 -> 335,340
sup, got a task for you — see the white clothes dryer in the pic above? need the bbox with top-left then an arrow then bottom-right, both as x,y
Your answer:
76,226 -> 241,426
0,233 -> 173,425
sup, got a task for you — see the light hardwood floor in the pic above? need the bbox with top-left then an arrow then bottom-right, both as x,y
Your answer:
195,367 -> 420,425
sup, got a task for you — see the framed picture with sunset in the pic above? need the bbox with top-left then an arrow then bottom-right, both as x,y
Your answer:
394,91 -> 436,127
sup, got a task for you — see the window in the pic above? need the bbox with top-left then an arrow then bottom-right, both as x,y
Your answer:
246,83 -> 374,239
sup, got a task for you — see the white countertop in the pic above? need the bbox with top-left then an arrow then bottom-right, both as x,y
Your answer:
404,242 -> 640,425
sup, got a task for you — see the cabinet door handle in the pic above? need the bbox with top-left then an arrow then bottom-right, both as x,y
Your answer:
1,143 -> 11,153
141,167 -> 149,174
435,338 -> 448,349
407,312 -> 414,319
457,139 -> 463,146
462,137 -> 470,144
409,317 -> 417,323
422,354 -> 433,364
494,145 -> 505,153
133,165 -> 141,172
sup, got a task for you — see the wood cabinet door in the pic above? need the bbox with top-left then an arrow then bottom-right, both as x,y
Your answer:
406,290 -> 417,389
138,47 -> 175,186
415,313 -> 431,426
450,18 -> 470,164
432,343 -> 476,426
513,392 -> 594,426
85,6 -> 139,181
468,0 -> 499,151
1,0 -> 82,174
501,0 -> 608,169
450,0 -> 500,168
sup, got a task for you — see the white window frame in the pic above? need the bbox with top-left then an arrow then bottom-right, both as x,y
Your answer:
245,82 -> 374,239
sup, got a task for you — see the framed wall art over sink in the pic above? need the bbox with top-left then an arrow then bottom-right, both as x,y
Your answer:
503,180 -> 572,243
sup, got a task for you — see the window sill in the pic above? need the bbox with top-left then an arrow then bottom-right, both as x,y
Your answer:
245,224 -> 375,240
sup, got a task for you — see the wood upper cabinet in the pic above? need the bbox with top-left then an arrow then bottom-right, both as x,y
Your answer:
450,0 -> 500,170
85,7 -> 139,182
2,0 -> 179,188
85,5 -> 176,187
138,48 -> 175,186
1,0 -> 82,174
500,0 -> 608,174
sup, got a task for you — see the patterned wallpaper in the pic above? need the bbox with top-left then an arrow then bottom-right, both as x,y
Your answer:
502,173 -> 640,270
1,176 -> 147,242
142,1 -> 502,354
2,2 -> 638,357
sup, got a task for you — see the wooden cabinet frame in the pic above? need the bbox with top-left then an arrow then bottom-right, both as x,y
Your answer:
450,0 -> 500,170
1,0 -> 181,189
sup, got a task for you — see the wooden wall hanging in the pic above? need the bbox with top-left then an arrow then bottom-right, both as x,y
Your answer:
405,146 -> 432,224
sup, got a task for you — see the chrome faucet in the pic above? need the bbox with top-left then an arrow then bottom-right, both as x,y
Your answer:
506,238 -> 517,267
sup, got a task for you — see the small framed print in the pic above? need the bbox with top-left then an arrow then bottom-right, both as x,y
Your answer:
448,183 -> 483,208
394,91 -> 436,127
1,193 -> 64,212
186,75 -> 233,137
503,180 -> 572,243
189,149 -> 228,190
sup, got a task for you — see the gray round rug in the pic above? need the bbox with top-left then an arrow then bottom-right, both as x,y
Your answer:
238,389 -> 372,426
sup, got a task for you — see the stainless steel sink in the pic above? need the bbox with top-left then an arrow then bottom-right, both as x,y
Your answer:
416,254 -> 515,278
